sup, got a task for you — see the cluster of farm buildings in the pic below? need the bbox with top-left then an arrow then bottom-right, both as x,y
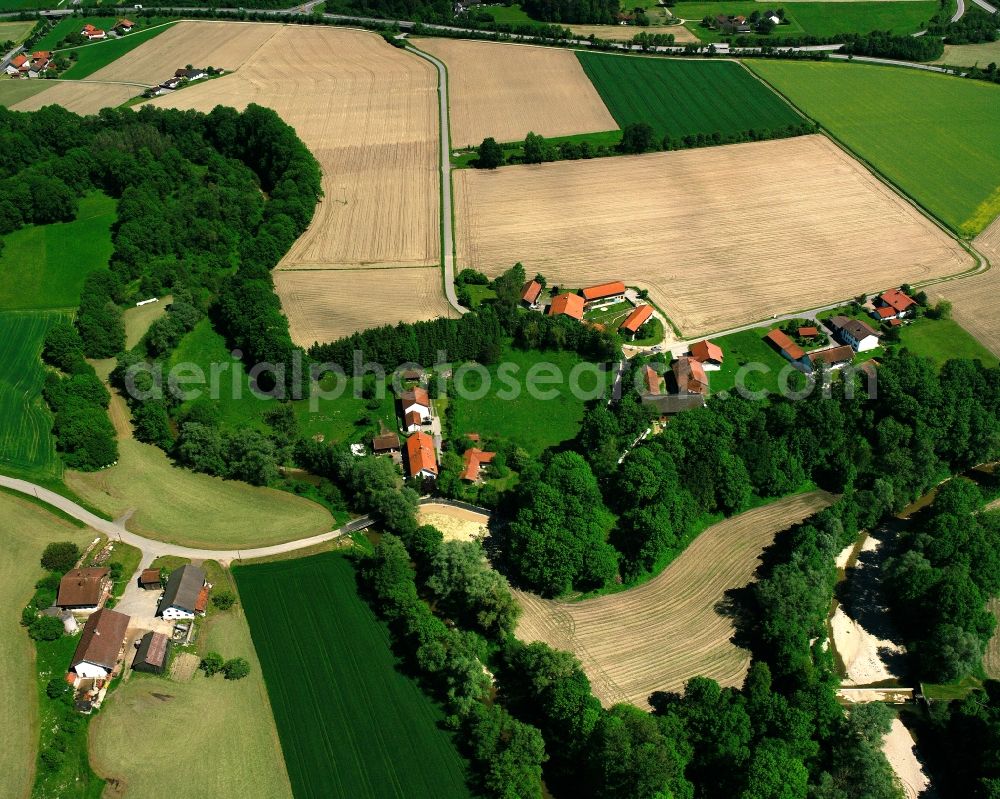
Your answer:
522,279 -> 658,340
47,558 -> 211,712
4,20 -> 136,80
143,66 -> 214,97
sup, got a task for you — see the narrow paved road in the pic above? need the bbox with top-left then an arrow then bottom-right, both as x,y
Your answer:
951,0 -> 965,22
829,53 -> 965,75
408,44 -> 467,316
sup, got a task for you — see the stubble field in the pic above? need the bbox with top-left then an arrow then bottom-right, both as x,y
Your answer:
455,134 -> 972,336
14,21 -> 282,114
412,38 -> 617,146
275,266 -> 454,346
933,215 -> 1000,358
514,491 -> 834,708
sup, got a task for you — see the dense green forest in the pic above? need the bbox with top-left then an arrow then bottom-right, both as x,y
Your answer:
0,104 -> 320,469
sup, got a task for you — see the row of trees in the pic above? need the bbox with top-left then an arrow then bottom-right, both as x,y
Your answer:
41,319 -> 118,470
520,0 -> 622,24
884,478 -> 1000,682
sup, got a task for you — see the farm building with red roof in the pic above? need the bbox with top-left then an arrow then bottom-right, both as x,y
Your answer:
689,340 -> 723,369
580,281 -> 626,305
548,293 -> 584,321
619,304 -> 653,336
521,280 -> 542,307
406,432 -> 438,479
461,448 -> 496,482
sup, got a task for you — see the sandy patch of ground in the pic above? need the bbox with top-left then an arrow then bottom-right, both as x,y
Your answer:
934,213 -> 1000,358
14,21 -> 281,114
515,491 -> 834,708
456,135 -> 971,337
275,266 -> 455,346
882,718 -> 931,799
417,503 -> 490,542
413,38 -> 617,146
169,652 -> 200,682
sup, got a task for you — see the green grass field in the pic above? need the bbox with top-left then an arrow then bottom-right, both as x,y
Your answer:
0,78 -> 48,108
898,317 -> 999,369
31,16 -> 168,53
56,20 -> 176,80
234,553 -> 473,799
90,609 -> 293,799
451,347 -> 607,454
706,327 -> 803,396
576,53 -> 802,140
0,311 -> 67,480
747,60 -> 1000,236
169,318 -> 398,444
0,192 -> 115,311
935,39 -> 1000,68
0,20 -> 36,43
677,1 -> 937,41
0,493 -> 99,799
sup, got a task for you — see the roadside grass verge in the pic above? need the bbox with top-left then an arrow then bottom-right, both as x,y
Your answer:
0,192 -> 115,311
746,60 -> 1000,236
234,553 -> 473,799
450,346 -> 609,455
576,52 -> 803,141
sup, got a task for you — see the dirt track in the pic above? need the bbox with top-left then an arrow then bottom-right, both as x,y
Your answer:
456,135 -> 971,337
514,491 -> 834,708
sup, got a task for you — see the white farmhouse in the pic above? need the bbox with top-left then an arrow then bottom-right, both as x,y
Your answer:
70,608 -> 130,681
400,387 -> 431,422
829,315 -> 881,353
156,564 -> 208,620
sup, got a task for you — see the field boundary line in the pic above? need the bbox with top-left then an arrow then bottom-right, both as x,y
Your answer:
51,20 -> 177,55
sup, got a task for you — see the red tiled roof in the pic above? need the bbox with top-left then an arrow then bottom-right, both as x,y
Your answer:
888,318 -> 902,327
32,51 -> 51,59
548,293 -> 584,321
57,568 -> 109,608
673,356 -> 708,395
798,326 -> 819,337
620,304 -> 653,333
521,280 -> 542,304
194,586 -> 209,614
466,432 -> 481,442
373,432 -> 401,451
461,448 -> 496,481
880,288 -> 916,313
764,329 -> 805,361
11,55 -> 27,68
116,18 -> 135,26
82,23 -> 97,31
690,339 -> 723,363
405,410 -> 422,427
405,431 -> 438,476
139,568 -> 161,585
580,281 -> 626,301
71,608 -> 130,672
644,365 -> 662,396
808,345 -> 854,366
401,387 -> 430,408
875,306 -> 897,319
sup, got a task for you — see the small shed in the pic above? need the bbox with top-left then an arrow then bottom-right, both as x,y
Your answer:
132,631 -> 170,674
139,569 -> 162,590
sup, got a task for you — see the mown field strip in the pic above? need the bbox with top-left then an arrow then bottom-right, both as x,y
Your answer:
515,491 -> 835,708
0,311 -> 68,478
235,553 -> 472,799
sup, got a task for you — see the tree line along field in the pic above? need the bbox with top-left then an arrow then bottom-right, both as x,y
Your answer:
747,60 -> 1000,236
576,53 -> 803,141
514,491 -> 835,708
234,553 -> 473,799
455,135 -> 972,338
0,311 -> 68,479
0,192 -> 115,312
412,38 -> 618,147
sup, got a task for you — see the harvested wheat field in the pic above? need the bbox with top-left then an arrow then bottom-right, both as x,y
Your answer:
933,214 -> 1000,357
150,25 -> 440,271
457,135 -> 972,336
515,491 -> 834,709
413,38 -> 616,146
275,267 -> 454,346
15,21 -> 281,114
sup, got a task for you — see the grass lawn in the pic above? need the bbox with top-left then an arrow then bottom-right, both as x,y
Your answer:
0,310 -> 68,480
169,318 -> 398,445
576,52 -> 802,141
0,78 -> 49,107
747,60 -> 1000,236
0,19 -> 36,43
482,2 -> 540,23
0,192 -> 116,311
89,609 -> 293,799
32,16 -> 168,54
465,283 -> 498,307
585,299 -> 634,328
632,317 -> 665,346
451,347 -> 608,454
0,493 -> 99,799
707,326 -> 803,396
921,675 -> 982,700
102,538 -> 142,600
65,438 -> 334,549
234,553 -> 472,799
55,19 -> 177,80
897,317 -> 999,369
124,294 -> 171,350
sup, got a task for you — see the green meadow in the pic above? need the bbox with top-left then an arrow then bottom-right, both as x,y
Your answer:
748,60 -> 1000,236
898,318 -> 999,370
0,192 -> 115,311
577,52 -> 802,140
234,553 -> 473,799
